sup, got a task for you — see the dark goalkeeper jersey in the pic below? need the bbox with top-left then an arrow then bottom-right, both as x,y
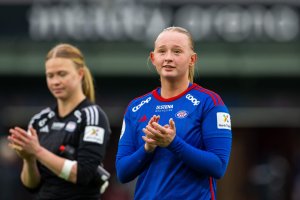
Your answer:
27,98 -> 110,200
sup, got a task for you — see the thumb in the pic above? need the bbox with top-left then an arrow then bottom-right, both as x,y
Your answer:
28,127 -> 37,137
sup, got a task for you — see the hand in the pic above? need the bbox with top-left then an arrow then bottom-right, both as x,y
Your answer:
143,117 -> 176,148
8,127 -> 42,160
142,115 -> 160,152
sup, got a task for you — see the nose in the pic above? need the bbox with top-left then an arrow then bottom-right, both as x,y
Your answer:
164,51 -> 173,62
49,76 -> 61,85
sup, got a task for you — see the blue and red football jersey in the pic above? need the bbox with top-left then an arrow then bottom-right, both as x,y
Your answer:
116,83 -> 232,200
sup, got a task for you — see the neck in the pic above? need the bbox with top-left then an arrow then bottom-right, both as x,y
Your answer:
57,93 -> 85,117
160,79 -> 190,99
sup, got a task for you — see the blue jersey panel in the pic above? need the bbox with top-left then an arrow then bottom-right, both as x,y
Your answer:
116,83 -> 232,200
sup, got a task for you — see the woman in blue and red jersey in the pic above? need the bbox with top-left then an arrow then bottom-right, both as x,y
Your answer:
116,26 -> 232,200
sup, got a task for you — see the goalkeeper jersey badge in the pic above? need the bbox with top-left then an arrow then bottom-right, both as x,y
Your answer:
84,126 -> 105,144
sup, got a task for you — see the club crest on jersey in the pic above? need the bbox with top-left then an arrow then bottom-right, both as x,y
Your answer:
65,121 -> 77,132
84,126 -> 105,144
217,112 -> 231,130
175,110 -> 189,119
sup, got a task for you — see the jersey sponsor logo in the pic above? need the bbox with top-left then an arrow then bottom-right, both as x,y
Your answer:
155,104 -> 173,112
38,118 -> 48,127
138,115 -> 147,122
175,110 -> 189,119
51,122 -> 65,130
47,111 -> 55,118
74,110 -> 82,123
186,94 -> 200,106
40,125 -> 49,133
132,97 -> 151,112
65,121 -> 77,132
83,126 -> 105,144
217,112 -> 231,130
120,119 -> 125,139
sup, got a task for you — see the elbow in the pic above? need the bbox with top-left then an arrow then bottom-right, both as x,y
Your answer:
116,161 -> 134,183
212,170 -> 225,179
76,165 -> 98,186
116,168 -> 132,184
211,163 -> 228,179
116,171 -> 131,184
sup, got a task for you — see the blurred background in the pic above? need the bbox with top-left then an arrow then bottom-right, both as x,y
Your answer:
0,0 -> 300,200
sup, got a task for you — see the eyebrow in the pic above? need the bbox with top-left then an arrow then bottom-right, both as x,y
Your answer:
156,45 -> 184,49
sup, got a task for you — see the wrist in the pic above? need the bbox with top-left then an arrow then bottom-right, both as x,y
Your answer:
144,144 -> 155,153
34,146 -> 44,158
23,156 -> 36,164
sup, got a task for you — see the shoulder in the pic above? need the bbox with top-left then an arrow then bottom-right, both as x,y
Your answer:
29,107 -> 54,126
191,84 -> 225,107
79,101 -> 109,126
126,91 -> 153,113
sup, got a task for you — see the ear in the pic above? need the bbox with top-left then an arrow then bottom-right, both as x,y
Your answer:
190,53 -> 198,66
78,67 -> 84,80
150,51 -> 155,65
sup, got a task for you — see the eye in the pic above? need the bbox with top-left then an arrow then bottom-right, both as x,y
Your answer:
156,48 -> 166,53
58,71 -> 67,77
46,73 -> 53,79
174,49 -> 182,54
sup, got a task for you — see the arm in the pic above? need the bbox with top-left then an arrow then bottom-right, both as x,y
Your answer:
169,105 -> 232,178
9,127 -> 78,183
76,106 -> 111,185
116,114 -> 156,183
116,144 -> 155,183
167,135 -> 231,178
143,106 -> 232,178
20,157 -> 41,188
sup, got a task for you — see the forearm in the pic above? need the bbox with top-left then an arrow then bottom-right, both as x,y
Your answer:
21,158 -> 41,188
116,145 -> 154,183
168,136 -> 232,178
35,146 -> 77,183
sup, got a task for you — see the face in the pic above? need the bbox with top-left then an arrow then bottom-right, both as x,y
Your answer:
150,31 -> 196,82
45,58 -> 83,101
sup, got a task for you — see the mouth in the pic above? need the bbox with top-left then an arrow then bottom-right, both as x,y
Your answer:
52,88 -> 64,94
162,65 -> 175,69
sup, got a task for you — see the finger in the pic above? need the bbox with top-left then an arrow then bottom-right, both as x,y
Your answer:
29,127 -> 36,136
169,118 -> 176,130
149,115 -> 159,125
148,116 -> 156,125
10,138 -> 25,148
142,128 -> 156,139
9,143 -> 23,151
154,115 -> 160,123
142,136 -> 156,144
11,129 -> 29,143
15,127 -> 29,137
151,122 -> 166,133
146,125 -> 163,137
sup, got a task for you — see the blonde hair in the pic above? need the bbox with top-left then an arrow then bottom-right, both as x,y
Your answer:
46,43 -> 95,102
156,26 -> 196,83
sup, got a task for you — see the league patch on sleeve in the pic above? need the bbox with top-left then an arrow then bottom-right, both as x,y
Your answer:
217,112 -> 231,130
83,126 -> 105,144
